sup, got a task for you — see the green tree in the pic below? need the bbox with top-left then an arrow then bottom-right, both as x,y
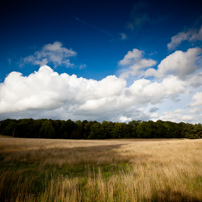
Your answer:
112,123 -> 122,138
155,120 -> 166,138
89,122 -> 104,139
136,122 -> 152,138
39,120 -> 55,138
128,120 -> 142,138
102,121 -> 114,138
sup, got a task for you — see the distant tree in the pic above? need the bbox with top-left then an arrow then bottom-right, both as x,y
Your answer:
102,121 -> 114,138
136,122 -> 152,138
112,123 -> 123,138
0,118 -> 201,139
155,120 -> 166,138
185,123 -> 202,139
84,121 -> 97,138
82,120 -> 89,139
66,119 -> 76,139
128,120 -> 142,138
163,121 -> 178,138
16,119 -> 37,138
121,123 -> 130,138
75,120 -> 83,139
89,122 -> 104,139
39,120 -> 55,138
58,120 -> 68,139
0,119 -> 19,137
4,121 -> 17,137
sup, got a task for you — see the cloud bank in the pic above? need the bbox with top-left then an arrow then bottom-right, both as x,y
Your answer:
1,45 -> 202,123
1,38 -> 202,123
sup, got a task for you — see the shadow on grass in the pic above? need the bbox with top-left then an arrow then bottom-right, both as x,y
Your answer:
1,143 -> 128,164
145,190 -> 201,202
0,142 -> 135,201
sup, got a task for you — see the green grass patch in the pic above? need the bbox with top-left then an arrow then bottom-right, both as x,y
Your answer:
0,159 -> 133,202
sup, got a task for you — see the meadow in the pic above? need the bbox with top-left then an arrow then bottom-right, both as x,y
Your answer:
0,136 -> 202,202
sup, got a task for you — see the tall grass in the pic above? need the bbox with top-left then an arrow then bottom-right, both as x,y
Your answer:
0,137 -> 202,201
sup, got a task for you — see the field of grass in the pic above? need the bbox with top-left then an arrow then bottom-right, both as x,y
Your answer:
0,137 -> 202,202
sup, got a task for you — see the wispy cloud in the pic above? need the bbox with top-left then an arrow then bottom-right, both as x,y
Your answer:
126,1 -> 149,32
21,41 -> 77,68
120,33 -> 127,40
72,16 -> 114,37
7,58 -> 11,65
167,26 -> 202,50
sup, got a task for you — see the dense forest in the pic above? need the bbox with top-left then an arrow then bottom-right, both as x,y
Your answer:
0,119 -> 202,139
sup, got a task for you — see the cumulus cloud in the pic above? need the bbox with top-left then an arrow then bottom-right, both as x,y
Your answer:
119,115 -> 132,122
167,26 -> 202,50
159,109 -> 194,123
21,41 -> 77,68
0,64 -> 190,122
119,49 -> 157,78
0,65 -> 126,117
189,92 -> 202,107
127,75 -> 186,105
144,48 -> 202,79
158,48 -> 202,78
188,72 -> 202,88
1,41 -> 202,123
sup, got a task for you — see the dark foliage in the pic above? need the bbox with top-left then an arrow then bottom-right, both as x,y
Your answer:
0,119 -> 201,139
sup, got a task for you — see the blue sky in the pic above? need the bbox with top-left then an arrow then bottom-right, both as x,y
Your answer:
1,0 -> 202,123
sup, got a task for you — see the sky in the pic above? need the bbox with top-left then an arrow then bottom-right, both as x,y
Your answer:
1,0 -> 202,123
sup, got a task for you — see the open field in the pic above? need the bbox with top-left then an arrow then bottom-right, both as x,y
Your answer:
0,137 -> 202,201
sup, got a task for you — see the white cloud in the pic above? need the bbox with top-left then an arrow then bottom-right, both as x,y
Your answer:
167,32 -> 191,50
188,72 -> 202,88
158,48 -> 202,78
0,64 -> 187,122
119,49 -> 157,78
128,75 -> 186,105
150,112 -> 159,119
0,65 -> 126,116
119,115 -> 132,122
21,41 -> 77,68
119,49 -> 142,66
189,92 -> 202,107
189,107 -> 200,114
159,109 -> 193,123
167,26 -> 202,50
1,44 -> 202,123
145,48 -> 202,79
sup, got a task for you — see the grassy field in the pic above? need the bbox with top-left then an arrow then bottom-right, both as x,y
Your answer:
0,137 -> 202,202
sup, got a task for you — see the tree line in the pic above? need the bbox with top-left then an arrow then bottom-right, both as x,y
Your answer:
0,119 -> 202,139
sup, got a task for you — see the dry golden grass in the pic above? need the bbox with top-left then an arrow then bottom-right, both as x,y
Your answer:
0,137 -> 202,201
